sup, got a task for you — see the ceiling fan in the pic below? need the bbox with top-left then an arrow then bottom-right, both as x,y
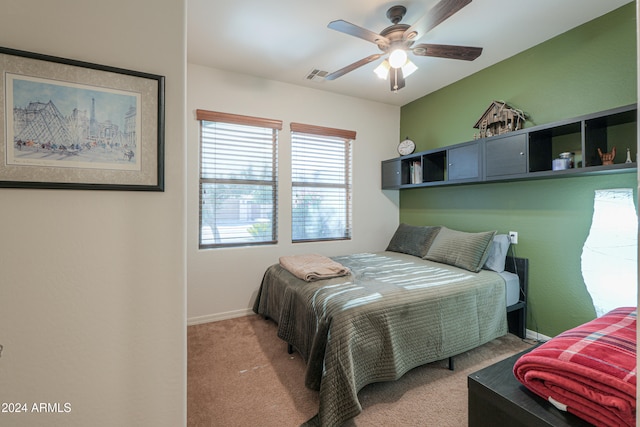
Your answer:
325,0 -> 483,92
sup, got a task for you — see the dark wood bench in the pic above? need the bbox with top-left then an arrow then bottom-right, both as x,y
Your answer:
468,347 -> 593,426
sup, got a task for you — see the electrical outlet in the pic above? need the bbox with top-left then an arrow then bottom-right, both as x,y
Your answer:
508,231 -> 518,245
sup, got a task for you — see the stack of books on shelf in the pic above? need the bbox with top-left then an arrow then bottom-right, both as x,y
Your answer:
410,160 -> 422,184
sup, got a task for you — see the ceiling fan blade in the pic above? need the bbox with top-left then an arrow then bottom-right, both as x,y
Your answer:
328,19 -> 389,47
390,67 -> 405,92
403,0 -> 472,42
412,43 -> 482,61
325,53 -> 383,80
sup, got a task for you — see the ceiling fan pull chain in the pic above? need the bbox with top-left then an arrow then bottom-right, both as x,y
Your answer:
393,68 -> 399,92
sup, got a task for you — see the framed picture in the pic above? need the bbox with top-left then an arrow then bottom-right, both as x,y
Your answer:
0,46 -> 164,191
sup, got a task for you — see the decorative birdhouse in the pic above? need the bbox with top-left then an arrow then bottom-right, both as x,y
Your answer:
473,101 -> 526,139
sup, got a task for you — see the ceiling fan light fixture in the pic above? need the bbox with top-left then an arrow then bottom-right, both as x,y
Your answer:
373,58 -> 417,81
373,60 -> 390,79
402,59 -> 418,77
388,49 -> 407,68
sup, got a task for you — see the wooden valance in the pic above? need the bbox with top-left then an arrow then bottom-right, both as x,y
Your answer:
290,122 -> 356,140
196,109 -> 283,130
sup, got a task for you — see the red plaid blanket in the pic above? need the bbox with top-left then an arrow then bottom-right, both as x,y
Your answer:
513,307 -> 636,427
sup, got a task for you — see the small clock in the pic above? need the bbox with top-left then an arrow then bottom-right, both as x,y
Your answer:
397,137 -> 416,156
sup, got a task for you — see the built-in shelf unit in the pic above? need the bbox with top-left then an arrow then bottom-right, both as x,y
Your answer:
382,104 -> 637,189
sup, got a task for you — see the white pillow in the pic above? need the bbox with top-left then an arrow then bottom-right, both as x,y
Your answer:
483,234 -> 511,272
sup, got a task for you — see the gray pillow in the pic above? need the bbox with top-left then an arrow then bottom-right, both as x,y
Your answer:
483,234 -> 511,272
424,227 -> 496,272
386,223 -> 441,258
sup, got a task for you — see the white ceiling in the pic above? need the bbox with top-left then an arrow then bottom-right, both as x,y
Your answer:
187,0 -> 632,106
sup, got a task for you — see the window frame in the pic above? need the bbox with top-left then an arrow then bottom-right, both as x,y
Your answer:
197,109 -> 282,249
290,122 -> 355,243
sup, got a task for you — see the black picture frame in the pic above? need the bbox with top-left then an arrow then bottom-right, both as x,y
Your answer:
0,46 -> 165,191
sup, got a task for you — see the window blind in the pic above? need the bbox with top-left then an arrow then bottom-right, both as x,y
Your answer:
198,111 -> 280,248
291,124 -> 353,242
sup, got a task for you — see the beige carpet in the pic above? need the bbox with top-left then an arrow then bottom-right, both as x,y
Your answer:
188,314 -> 534,427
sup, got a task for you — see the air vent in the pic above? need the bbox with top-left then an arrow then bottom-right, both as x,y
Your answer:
305,69 -> 328,82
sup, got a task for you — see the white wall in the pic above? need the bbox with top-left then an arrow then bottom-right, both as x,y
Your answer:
0,1 -> 186,426
187,64 -> 401,323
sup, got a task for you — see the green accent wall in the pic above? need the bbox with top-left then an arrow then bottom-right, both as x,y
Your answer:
399,2 -> 637,337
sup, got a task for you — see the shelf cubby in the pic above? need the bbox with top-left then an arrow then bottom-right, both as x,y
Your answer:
584,108 -> 636,166
422,151 -> 446,183
528,122 -> 581,172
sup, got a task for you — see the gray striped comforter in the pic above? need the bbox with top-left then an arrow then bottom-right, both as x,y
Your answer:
253,251 -> 508,426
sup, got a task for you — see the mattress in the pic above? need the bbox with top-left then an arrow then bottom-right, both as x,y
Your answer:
499,271 -> 520,307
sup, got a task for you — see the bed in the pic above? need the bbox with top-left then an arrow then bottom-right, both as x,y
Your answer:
253,224 -> 528,426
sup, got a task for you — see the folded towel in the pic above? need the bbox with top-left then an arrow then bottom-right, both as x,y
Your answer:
513,307 -> 636,427
279,253 -> 350,282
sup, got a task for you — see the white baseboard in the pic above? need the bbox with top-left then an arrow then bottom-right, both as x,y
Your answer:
187,308 -> 254,326
525,328 -> 553,342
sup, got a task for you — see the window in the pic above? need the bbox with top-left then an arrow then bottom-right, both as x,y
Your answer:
197,110 -> 281,248
290,123 -> 354,242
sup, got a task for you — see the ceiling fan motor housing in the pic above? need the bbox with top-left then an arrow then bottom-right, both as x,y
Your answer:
379,24 -> 412,52
378,5 -> 418,52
